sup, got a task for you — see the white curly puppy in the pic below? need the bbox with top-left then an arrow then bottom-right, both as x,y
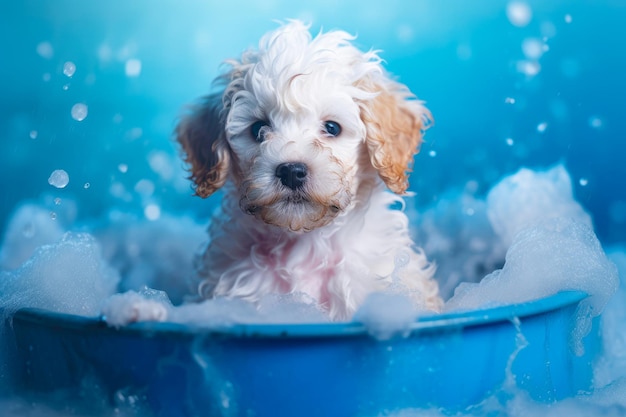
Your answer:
177,21 -> 442,321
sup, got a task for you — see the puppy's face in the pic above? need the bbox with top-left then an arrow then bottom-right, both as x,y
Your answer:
226,70 -> 370,231
177,21 -> 431,233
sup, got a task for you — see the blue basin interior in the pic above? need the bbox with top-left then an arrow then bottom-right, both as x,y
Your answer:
8,291 -> 596,417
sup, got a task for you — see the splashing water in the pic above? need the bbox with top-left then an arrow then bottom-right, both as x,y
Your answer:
0,166 -> 622,415
504,317 -> 530,394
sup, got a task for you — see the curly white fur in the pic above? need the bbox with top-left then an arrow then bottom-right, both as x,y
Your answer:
177,21 -> 443,321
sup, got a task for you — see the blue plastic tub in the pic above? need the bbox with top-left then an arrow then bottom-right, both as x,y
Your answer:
8,291 -> 597,417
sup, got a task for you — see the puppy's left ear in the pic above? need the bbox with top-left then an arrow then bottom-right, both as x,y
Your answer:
175,94 -> 231,198
359,79 -> 432,194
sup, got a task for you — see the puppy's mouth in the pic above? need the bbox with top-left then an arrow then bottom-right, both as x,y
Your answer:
283,193 -> 343,211
284,193 -> 309,205
243,195 -> 341,215
240,190 -> 345,232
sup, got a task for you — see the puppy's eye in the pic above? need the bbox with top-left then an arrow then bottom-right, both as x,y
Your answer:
323,121 -> 342,137
250,120 -> 270,143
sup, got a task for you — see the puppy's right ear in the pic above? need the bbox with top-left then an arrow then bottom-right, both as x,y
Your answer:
176,94 -> 230,198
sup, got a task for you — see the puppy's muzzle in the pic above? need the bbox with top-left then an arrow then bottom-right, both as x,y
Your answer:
276,162 -> 308,190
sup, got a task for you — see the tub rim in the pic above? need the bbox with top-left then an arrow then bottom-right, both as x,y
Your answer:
9,291 -> 587,340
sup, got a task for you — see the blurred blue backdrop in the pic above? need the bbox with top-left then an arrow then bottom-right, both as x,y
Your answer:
1,0 -> 625,244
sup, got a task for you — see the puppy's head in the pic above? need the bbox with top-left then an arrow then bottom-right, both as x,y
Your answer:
177,21 -> 431,232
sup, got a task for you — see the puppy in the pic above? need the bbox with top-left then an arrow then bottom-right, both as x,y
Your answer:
177,21 -> 442,321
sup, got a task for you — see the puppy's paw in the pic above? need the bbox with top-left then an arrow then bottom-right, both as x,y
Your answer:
101,291 -> 169,327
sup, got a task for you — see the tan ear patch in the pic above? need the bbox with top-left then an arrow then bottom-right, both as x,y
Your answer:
176,96 -> 230,198
360,81 -> 432,194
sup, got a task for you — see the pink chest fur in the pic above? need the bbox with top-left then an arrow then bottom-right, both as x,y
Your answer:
249,232 -> 343,306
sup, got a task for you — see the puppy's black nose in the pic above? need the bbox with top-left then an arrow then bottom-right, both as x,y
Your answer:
276,162 -> 308,190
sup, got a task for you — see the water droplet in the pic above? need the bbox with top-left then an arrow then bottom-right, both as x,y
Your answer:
540,21 -> 557,38
507,2 -> 532,27
118,163 -> 128,173
125,127 -> 143,140
517,60 -> 541,76
537,122 -> 548,133
589,116 -> 603,129
97,43 -> 113,62
506,137 -> 515,146
84,182 -> 91,189
579,178 -> 589,187
36,41 -> 54,59
505,97 -> 516,104
63,61 -> 76,77
564,14 -> 573,24
144,204 -> 161,221
148,151 -> 174,180
54,197 -> 62,205
135,179 -> 155,197
50,212 -> 57,220
109,182 -> 127,199
125,59 -> 142,77
62,84 -> 70,91
71,103 -> 88,121
29,130 -> 38,139
428,150 -> 437,157
48,169 -> 70,188
522,38 -> 544,60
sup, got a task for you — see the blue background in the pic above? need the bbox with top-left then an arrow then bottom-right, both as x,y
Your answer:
1,0 -> 625,245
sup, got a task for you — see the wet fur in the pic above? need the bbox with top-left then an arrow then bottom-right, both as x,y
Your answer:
176,21 -> 442,320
